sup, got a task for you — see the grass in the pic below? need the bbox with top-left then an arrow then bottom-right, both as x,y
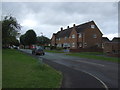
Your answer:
45,50 -> 64,53
66,52 -> 119,63
2,49 -> 62,88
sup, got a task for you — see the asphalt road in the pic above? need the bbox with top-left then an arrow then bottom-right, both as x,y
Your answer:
20,49 -> 119,89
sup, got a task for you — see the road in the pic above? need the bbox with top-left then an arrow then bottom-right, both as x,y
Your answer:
20,49 -> 119,89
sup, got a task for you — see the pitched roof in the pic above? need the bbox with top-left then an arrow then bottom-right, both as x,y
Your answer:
56,28 -> 72,38
112,37 -> 120,42
76,21 -> 95,33
55,21 -> 101,38
102,37 -> 110,42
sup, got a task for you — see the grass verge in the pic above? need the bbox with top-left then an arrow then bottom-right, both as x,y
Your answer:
2,49 -> 62,88
66,52 -> 119,63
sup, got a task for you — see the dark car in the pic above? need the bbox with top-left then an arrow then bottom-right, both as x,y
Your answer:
32,48 -> 45,55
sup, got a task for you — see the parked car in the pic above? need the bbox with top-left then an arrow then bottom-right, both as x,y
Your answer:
32,48 -> 45,55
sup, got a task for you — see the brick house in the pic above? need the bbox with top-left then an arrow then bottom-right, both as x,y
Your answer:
103,37 -> 120,54
51,21 -> 103,49
102,37 -> 110,49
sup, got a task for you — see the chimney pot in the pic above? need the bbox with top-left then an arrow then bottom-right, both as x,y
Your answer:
73,24 -> 76,27
61,27 -> 63,31
67,26 -> 69,29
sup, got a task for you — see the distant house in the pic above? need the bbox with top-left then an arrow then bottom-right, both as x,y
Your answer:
51,21 -> 103,49
102,37 -> 110,49
103,37 -> 120,55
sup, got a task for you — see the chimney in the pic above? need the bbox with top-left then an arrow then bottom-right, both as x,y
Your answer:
73,24 -> 76,27
67,26 -> 69,29
61,27 -> 63,31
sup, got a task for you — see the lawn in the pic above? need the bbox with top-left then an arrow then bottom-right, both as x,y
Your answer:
2,49 -> 62,88
66,52 -> 119,63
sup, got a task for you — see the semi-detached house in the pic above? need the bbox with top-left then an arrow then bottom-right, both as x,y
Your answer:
51,21 -> 103,49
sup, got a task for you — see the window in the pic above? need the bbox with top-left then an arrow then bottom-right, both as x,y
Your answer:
72,34 -> 75,38
93,34 -> 97,38
84,43 -> 87,46
102,43 -> 104,48
63,43 -> 70,47
96,43 -> 100,47
57,44 -> 62,47
91,25 -> 95,28
64,37 -> 67,40
79,33 -> 82,38
79,43 -> 82,47
72,43 -> 75,47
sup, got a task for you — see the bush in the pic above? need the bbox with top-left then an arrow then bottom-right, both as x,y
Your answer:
56,47 -> 63,51
50,46 -> 56,50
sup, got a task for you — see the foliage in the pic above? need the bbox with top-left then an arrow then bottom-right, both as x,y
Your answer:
25,30 -> 37,45
2,15 -> 21,46
37,36 -> 50,45
20,34 -> 26,45
9,36 -> 19,46
3,49 -> 62,88
56,47 -> 63,50
20,29 -> 37,45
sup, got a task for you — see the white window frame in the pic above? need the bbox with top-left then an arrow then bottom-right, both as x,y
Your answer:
72,34 -> 75,38
79,33 -> 82,38
93,34 -> 97,38
79,43 -> 82,47
59,38 -> 61,40
91,25 -> 95,28
84,43 -> 87,46
64,37 -> 67,40
72,43 -> 75,47
57,44 -> 62,47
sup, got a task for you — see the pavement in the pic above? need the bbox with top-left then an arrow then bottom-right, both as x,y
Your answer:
19,49 -> 119,89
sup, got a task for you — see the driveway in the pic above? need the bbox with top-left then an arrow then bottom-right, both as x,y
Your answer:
20,49 -> 118,89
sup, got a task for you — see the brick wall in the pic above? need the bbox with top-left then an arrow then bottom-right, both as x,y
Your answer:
70,48 -> 103,52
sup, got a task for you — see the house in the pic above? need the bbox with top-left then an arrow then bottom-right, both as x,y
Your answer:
51,21 -> 103,49
102,37 -> 110,49
103,37 -> 120,54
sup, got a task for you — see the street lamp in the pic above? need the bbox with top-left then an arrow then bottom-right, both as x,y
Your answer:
40,32 -> 44,49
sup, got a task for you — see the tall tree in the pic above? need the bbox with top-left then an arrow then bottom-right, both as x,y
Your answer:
24,29 -> 37,45
37,36 -> 50,45
2,15 -> 21,46
20,34 -> 26,45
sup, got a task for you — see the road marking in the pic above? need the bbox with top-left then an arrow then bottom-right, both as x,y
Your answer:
71,60 -> 105,67
80,70 -> 108,90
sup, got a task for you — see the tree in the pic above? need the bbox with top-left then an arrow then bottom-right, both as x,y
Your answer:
2,15 -> 21,46
20,34 -> 26,45
37,36 -> 50,45
9,36 -> 20,46
22,29 -> 37,46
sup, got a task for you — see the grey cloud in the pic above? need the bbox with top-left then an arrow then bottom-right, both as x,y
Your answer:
2,2 -> 118,39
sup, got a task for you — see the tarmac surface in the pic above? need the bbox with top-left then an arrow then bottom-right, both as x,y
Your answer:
19,49 -> 119,89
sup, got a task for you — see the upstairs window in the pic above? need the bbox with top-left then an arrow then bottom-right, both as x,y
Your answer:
79,33 -> 82,38
93,34 -> 97,38
64,37 -> 67,40
91,25 -> 95,28
72,34 -> 75,38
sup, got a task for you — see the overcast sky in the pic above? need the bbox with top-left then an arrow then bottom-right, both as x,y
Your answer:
2,1 -> 118,40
